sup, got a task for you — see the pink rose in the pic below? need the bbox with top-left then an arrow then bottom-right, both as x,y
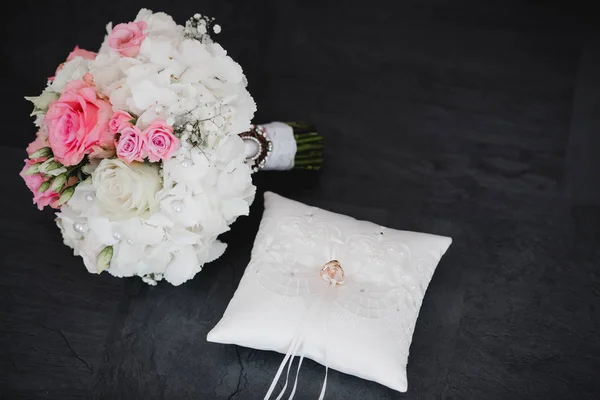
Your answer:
44,78 -> 114,166
116,126 -> 145,163
49,46 -> 96,81
20,160 -> 60,210
143,120 -> 179,162
67,45 -> 97,61
109,110 -> 134,133
108,21 -> 148,57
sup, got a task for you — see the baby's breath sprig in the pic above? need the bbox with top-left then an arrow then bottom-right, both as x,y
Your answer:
184,13 -> 220,43
174,120 -> 205,147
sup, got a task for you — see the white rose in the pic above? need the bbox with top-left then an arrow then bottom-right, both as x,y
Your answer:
92,159 -> 162,220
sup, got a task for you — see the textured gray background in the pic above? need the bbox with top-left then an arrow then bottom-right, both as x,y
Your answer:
1,1 -> 599,399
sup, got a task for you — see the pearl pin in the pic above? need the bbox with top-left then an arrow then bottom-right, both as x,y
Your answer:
73,222 -> 86,234
113,232 -> 122,240
85,194 -> 94,202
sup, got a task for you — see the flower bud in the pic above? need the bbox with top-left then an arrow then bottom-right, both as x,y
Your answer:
57,186 -> 75,206
28,146 -> 53,160
38,181 -> 50,193
50,174 -> 68,192
23,163 -> 42,176
38,157 -> 55,173
97,246 -> 114,273
44,161 -> 63,173
45,166 -> 68,177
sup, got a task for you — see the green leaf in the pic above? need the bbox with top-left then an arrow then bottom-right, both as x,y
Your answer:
25,91 -> 60,116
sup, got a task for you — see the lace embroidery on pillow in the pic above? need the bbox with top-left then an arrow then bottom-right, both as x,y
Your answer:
251,207 -> 437,343
252,213 -> 342,297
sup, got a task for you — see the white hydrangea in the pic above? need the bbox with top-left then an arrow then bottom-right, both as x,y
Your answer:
55,9 -> 256,285
88,9 -> 255,133
135,9 -> 183,39
48,57 -> 91,92
56,138 -> 255,285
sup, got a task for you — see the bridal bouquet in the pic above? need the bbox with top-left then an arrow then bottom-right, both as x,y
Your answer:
20,9 -> 263,285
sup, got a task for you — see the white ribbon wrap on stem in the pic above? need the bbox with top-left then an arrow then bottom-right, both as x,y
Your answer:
262,122 -> 297,171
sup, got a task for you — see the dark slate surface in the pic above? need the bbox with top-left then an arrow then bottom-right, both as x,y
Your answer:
1,1 -> 599,399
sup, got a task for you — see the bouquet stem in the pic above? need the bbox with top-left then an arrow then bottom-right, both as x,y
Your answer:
286,122 -> 324,171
